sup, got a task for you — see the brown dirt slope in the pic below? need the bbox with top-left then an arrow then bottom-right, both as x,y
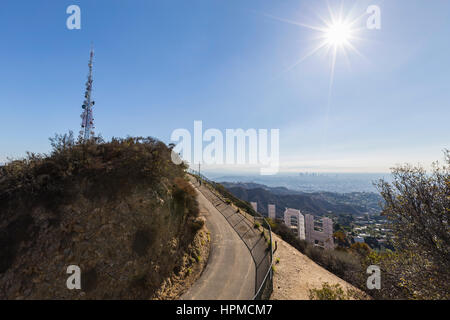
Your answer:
271,233 -> 362,300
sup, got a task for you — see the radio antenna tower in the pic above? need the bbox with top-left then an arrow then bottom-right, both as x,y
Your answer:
79,46 -> 96,141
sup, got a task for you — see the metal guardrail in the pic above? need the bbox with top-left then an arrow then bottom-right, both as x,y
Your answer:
187,170 -> 273,300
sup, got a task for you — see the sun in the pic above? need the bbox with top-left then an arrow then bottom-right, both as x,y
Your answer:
261,4 -> 368,147
262,4 -> 366,99
324,21 -> 353,47
263,7 -> 364,75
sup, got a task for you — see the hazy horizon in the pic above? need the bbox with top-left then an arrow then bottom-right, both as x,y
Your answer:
201,171 -> 393,194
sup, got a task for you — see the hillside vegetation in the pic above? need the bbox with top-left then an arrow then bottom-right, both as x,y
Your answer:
0,133 -> 207,299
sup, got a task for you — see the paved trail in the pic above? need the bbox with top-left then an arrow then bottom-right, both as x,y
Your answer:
181,182 -> 255,300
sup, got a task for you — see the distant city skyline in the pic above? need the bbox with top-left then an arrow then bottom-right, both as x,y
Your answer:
1,0 -> 449,173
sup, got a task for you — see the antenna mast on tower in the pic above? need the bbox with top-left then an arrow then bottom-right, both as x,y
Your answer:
79,46 -> 96,141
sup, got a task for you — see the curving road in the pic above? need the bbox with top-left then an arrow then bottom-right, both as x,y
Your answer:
181,182 -> 255,300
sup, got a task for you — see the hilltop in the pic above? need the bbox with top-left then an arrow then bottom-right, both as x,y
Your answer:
0,134 -> 209,299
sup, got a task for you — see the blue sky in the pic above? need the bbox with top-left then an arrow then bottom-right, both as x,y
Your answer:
0,0 -> 449,173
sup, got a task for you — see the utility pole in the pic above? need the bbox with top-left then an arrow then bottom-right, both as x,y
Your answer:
79,45 -> 96,141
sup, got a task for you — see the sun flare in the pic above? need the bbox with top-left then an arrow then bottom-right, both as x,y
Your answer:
264,6 -> 364,77
263,4 -> 367,106
324,22 -> 353,47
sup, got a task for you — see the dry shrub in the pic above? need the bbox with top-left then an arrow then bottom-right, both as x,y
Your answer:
190,217 -> 205,232
172,177 -> 199,218
132,228 -> 156,257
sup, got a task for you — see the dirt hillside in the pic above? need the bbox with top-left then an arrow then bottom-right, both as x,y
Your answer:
271,233 -> 363,300
0,136 -> 209,299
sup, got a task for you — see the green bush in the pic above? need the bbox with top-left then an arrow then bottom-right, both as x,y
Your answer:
374,151 -> 450,300
309,283 -> 349,300
309,282 -> 366,300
